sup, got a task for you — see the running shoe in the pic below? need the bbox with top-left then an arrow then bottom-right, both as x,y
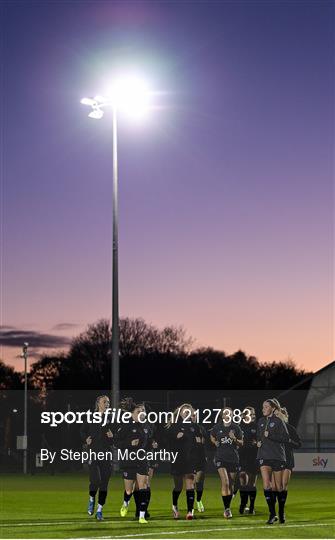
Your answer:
197,501 -> 205,512
224,508 -> 233,519
172,505 -> 179,519
95,511 -> 103,521
87,498 -> 95,516
120,504 -> 129,517
135,510 -> 150,519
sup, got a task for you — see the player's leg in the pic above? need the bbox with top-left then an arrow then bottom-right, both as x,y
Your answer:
260,465 -> 277,524
95,461 -> 111,520
247,472 -> 257,514
144,467 -> 154,518
87,462 -> 99,516
218,467 -> 232,519
282,468 -> 291,490
172,475 -> 183,519
195,470 -> 205,512
273,469 -> 286,523
136,473 -> 149,523
133,480 -> 140,518
239,470 -> 249,514
185,473 -> 195,520
120,477 -> 135,517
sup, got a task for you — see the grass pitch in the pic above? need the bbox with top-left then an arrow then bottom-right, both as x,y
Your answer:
0,473 -> 334,538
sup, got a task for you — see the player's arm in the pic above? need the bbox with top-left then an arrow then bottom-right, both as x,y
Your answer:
210,427 -> 219,447
80,422 -> 92,445
266,418 -> 289,442
288,424 -> 301,448
256,418 -> 264,447
234,425 -> 244,447
114,425 -> 133,448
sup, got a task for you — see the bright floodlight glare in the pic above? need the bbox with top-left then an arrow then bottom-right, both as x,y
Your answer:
88,109 -> 104,120
81,97 -> 96,106
109,76 -> 151,118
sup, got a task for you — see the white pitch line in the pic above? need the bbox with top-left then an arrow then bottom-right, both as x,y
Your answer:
0,520 -> 93,528
66,522 -> 334,540
2,517 -> 252,528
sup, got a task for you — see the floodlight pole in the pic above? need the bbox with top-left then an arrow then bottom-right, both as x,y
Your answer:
22,343 -> 28,474
111,105 -> 120,411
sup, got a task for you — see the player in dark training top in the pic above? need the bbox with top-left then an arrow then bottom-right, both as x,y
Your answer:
238,406 -> 258,515
80,395 -> 114,521
210,407 -> 243,519
114,398 -> 151,525
166,403 -> 200,520
274,404 -> 301,523
192,414 -> 208,513
257,399 -> 289,524
133,416 -> 158,519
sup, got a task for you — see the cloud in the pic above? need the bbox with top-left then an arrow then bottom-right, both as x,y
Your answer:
0,325 -> 16,331
51,323 -> 80,331
0,328 -> 71,349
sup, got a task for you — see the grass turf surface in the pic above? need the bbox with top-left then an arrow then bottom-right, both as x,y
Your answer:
0,474 -> 334,539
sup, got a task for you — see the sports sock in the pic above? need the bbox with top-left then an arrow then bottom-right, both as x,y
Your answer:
264,489 -> 275,515
172,489 -> 181,506
138,489 -> 148,517
222,494 -> 232,509
133,490 -> 140,513
123,490 -> 132,506
146,487 -> 151,508
278,490 -> 288,515
249,488 -> 257,511
97,504 -> 103,512
98,490 -> 107,506
89,490 -> 97,499
186,489 -> 195,512
239,489 -> 248,508
196,489 -> 203,502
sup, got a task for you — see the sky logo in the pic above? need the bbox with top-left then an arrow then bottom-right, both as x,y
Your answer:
312,456 -> 328,469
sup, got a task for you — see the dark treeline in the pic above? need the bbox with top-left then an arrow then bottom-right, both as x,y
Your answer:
1,318 -> 311,391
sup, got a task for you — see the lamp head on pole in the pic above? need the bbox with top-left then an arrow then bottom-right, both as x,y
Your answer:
21,342 -> 29,358
81,76 -> 152,120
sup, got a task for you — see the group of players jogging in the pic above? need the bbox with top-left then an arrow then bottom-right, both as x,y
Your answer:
81,396 -> 301,525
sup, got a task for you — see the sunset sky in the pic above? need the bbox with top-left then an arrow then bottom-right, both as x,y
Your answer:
1,0 -> 333,373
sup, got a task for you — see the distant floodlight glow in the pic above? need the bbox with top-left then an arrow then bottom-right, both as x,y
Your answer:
81,75 -> 152,120
81,97 -> 96,106
88,109 -> 104,120
94,95 -> 106,103
109,76 -> 151,118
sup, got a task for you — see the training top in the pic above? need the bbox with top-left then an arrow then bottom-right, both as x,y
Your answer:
114,421 -> 150,451
256,415 -> 289,461
210,422 -> 243,463
284,423 -> 301,468
166,419 -> 199,458
241,421 -> 257,448
194,422 -> 208,461
80,417 -> 114,451
239,420 -> 258,462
